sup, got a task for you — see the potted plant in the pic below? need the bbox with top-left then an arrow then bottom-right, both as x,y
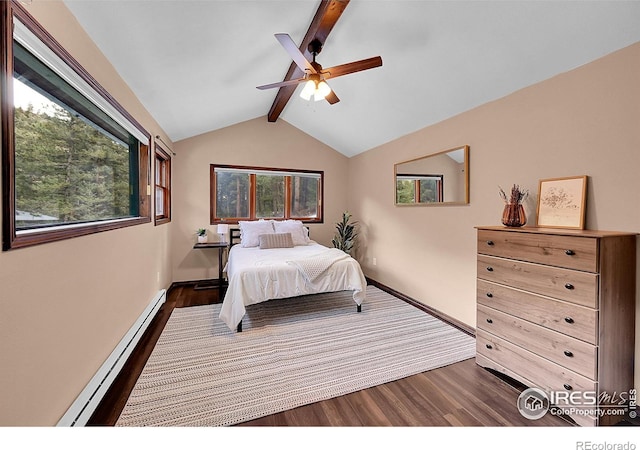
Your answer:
332,211 -> 357,255
196,228 -> 208,243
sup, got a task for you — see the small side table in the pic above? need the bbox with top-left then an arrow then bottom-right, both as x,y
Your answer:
193,242 -> 229,298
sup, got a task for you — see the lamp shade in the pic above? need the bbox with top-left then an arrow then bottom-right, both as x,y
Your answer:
299,80 -> 315,101
217,224 -> 229,234
316,81 -> 331,98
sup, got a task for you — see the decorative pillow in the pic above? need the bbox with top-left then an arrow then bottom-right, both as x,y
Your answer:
273,220 -> 309,246
239,220 -> 275,248
259,232 -> 294,249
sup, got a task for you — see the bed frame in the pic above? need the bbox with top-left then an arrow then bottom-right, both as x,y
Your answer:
229,227 -> 242,246
226,226 -> 361,333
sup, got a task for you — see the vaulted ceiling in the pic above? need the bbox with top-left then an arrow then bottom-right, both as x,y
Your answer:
63,0 -> 640,157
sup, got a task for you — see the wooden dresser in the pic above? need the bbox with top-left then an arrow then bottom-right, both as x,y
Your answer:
475,226 -> 636,426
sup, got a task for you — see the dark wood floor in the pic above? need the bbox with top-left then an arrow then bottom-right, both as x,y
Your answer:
88,284 -> 575,427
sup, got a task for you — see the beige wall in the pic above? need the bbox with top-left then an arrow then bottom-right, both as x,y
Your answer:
348,42 -> 640,389
171,117 -> 349,283
0,2 -> 174,425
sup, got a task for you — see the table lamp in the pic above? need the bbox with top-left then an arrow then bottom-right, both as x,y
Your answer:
217,224 -> 229,243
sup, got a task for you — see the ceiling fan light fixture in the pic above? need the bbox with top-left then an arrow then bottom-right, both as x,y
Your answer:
300,78 -> 331,102
313,88 -> 325,102
300,80 -> 316,101
316,80 -> 331,98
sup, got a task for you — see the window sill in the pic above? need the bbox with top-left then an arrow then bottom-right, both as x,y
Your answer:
5,216 -> 150,251
154,216 -> 171,226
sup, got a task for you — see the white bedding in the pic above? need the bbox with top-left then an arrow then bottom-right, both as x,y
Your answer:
219,242 -> 367,330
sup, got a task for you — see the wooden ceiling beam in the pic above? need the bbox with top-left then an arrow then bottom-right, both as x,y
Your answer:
267,0 -> 349,122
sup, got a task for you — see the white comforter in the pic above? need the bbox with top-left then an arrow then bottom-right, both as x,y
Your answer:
219,243 -> 366,330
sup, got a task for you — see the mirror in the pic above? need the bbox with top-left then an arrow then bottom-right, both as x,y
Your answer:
394,145 -> 469,205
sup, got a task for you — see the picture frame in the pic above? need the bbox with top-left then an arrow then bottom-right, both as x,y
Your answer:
536,176 -> 587,229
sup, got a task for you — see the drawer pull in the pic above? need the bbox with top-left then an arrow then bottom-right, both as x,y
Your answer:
486,318 -> 493,324
565,249 -> 575,256
564,317 -> 574,324
486,292 -> 493,298
485,344 -> 493,349
564,283 -> 575,290
486,240 -> 494,246
486,266 -> 494,272
563,384 -> 573,391
563,350 -> 574,357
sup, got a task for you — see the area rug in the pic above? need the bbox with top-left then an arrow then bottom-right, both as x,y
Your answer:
115,285 -> 476,426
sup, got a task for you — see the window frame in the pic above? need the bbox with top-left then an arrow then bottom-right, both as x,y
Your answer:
1,1 -> 151,250
210,164 -> 324,224
417,175 -> 444,203
154,144 -> 171,225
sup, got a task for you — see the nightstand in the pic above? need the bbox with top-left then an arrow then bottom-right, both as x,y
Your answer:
193,242 -> 229,298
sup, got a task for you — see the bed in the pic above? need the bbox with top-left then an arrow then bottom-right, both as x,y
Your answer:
218,220 -> 366,331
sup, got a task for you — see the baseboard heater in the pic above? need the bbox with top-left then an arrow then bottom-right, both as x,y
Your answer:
57,289 -> 166,426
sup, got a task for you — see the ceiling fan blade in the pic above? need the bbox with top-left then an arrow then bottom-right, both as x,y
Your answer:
257,78 -> 306,90
322,56 -> 382,79
275,33 -> 317,74
325,89 -> 340,105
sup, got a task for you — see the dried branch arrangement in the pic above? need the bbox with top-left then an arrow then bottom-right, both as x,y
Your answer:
499,184 -> 528,205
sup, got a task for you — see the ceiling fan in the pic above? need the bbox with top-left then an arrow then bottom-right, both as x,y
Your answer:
257,33 -> 382,104
257,0 -> 381,122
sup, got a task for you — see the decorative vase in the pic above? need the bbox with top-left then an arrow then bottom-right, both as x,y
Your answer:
197,234 -> 208,243
502,203 -> 526,227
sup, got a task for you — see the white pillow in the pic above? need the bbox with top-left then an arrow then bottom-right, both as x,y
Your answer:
239,220 -> 275,247
273,220 -> 309,246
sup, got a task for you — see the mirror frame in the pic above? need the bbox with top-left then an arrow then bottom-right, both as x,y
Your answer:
394,145 -> 469,206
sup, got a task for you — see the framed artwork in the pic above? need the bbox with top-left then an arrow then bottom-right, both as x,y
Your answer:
536,176 -> 587,229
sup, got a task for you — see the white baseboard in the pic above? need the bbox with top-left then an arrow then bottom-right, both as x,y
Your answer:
57,289 -> 166,426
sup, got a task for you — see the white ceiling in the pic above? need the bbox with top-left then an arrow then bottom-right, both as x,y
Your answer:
63,0 -> 640,157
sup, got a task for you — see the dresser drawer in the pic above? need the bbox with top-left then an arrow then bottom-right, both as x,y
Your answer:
475,352 -> 598,427
476,329 -> 597,394
477,279 -> 598,344
477,229 -> 598,272
477,255 -> 599,308
477,305 -> 597,379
